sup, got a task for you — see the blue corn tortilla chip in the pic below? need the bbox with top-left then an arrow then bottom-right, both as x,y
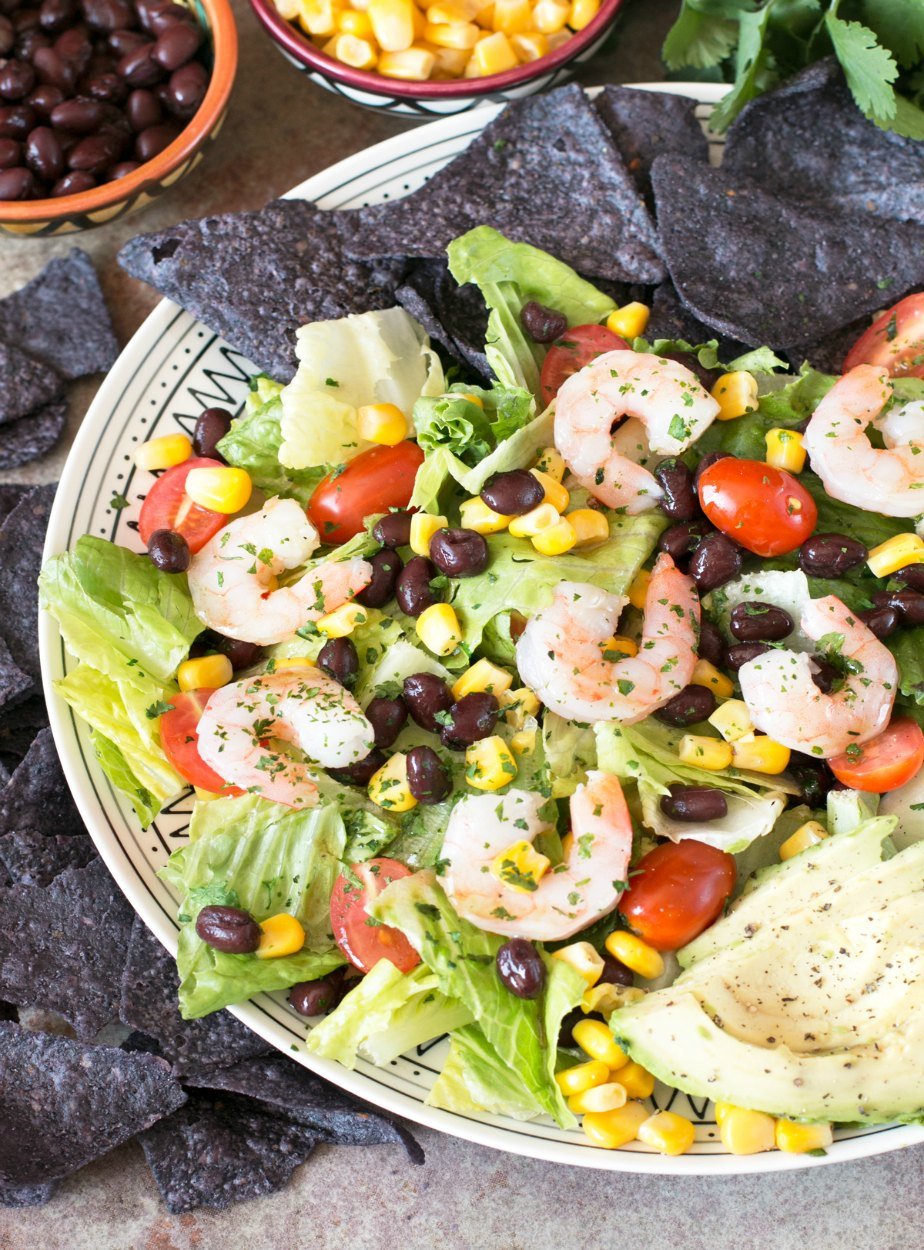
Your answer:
0,1180 -> 57,1207
0,399 -> 68,470
0,484 -> 56,681
119,918 -> 270,1079
0,485 -> 29,523
396,260 -> 491,382
647,282 -> 749,361
188,1052 -> 424,1163
346,85 -> 664,284
651,155 -> 924,350
0,638 -> 31,715
0,729 -> 80,837
0,827 -> 96,888
784,316 -> 869,376
0,858 -> 133,1038
0,341 -> 63,427
118,200 -> 406,382
595,86 -> 709,208
0,696 -> 49,763
722,60 -> 924,226
0,1021 -> 185,1186
139,1091 -> 317,1213
0,251 -> 118,381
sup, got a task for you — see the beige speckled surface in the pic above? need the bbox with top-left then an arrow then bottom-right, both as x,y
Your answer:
2,0 -> 923,1243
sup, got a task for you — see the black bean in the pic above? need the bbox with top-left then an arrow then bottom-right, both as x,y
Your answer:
83,68 -> 125,102
318,637 -> 358,689
873,589 -> 924,626
799,532 -> 867,579
209,633 -> 263,671
133,117 -> 177,160
24,123 -> 63,180
694,450 -> 732,489
653,683 -> 716,728
144,1 -> 190,34
26,81 -> 64,114
0,136 -> 20,167
18,28 -> 52,59
147,527 -> 189,572
39,0 -> 76,33
108,26 -> 146,54
892,564 -> 924,593
163,57 -> 205,115
599,952 -> 633,987
788,756 -> 835,808
725,642 -> 770,671
689,531 -> 742,592
441,692 -> 499,749
191,405 -> 231,458
858,605 -> 899,640
658,519 -> 711,565
496,938 -> 545,999
729,601 -> 794,643
402,672 -> 453,733
811,656 -> 839,693
288,969 -> 346,1017
520,300 -> 567,343
480,469 -> 544,517
50,167 -> 93,193
117,41 -> 163,87
54,24 -> 92,72
654,457 -> 698,522
355,547 -> 402,608
125,84 -> 161,130
395,555 -> 438,617
195,905 -> 261,954
365,695 -> 407,749
0,60 -> 35,99
151,17 -> 199,70
327,748 -> 386,787
66,125 -> 123,171
83,0 -> 133,32
33,45 -> 75,89
660,783 -> 728,822
0,14 -> 11,53
373,509 -> 413,549
0,164 -> 37,196
698,619 -> 725,668
429,527 -> 489,579
406,745 -> 451,804
0,104 -> 37,138
50,94 -> 103,130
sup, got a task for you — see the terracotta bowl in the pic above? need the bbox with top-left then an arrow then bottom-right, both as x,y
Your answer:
0,0 -> 238,237
248,0 -> 622,116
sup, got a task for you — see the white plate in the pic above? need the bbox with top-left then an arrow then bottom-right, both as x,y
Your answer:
40,84 -> 924,1174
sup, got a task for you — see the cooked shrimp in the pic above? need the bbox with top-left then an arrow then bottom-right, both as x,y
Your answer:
197,668 -> 375,807
188,497 -> 372,646
737,594 -> 898,758
515,553 -> 699,724
441,772 -> 633,941
802,364 -> 924,517
554,350 -> 720,513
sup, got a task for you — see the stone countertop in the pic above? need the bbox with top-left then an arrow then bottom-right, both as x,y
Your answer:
2,0 -> 923,1244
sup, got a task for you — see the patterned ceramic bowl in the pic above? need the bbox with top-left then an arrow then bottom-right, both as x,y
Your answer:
0,0 -> 237,238
248,0 -> 622,116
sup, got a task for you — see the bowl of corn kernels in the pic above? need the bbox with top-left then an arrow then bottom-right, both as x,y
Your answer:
248,0 -> 623,114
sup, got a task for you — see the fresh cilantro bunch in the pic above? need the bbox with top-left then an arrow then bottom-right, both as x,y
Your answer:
663,0 -> 924,137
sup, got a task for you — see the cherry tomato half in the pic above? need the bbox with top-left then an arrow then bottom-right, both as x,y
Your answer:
843,294 -> 924,379
829,718 -> 924,793
697,457 -> 818,557
618,839 -> 737,952
308,442 -> 425,546
539,324 -> 629,408
329,857 -> 421,974
160,688 -> 242,795
138,456 -> 227,555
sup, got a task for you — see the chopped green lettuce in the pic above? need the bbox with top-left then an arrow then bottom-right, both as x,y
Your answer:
218,391 -> 322,506
414,384 -> 535,467
543,713 -> 597,798
696,368 -> 836,462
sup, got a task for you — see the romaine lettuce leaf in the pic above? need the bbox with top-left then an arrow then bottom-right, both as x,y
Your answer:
543,713 -> 597,798
413,383 -> 535,468
218,392 -> 323,506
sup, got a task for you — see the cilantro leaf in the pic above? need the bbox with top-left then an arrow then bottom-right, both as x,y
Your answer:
825,12 -> 898,122
662,3 -> 739,72
862,0 -> 924,68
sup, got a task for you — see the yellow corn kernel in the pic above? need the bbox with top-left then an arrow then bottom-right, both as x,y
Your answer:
532,0 -> 568,31
572,1019 -> 628,1069
509,728 -> 536,755
546,26 -> 571,48
184,466 -> 252,514
532,516 -> 577,556
275,655 -> 316,669
194,786 -> 221,801
452,658 -> 513,700
357,402 -> 408,445
134,433 -> 192,472
501,686 -> 540,730
490,839 -> 551,893
780,819 -> 829,862
465,734 -> 517,791
717,1106 -> 777,1155
368,0 -> 415,48
430,42 -> 470,74
711,370 -> 759,421
775,1120 -> 834,1154
409,512 -> 448,556
602,635 -> 638,660
535,446 -> 566,482
274,0 -> 301,18
338,5 -> 373,32
708,698 -> 753,743
678,733 -> 733,771
765,427 -> 807,473
427,0 -> 479,20
530,467 -> 570,513
605,931 -> 664,981
256,913 -> 306,959
177,653 -> 233,692
467,28 -> 517,72
378,45 -> 435,75
627,568 -> 651,611
459,496 -> 511,534
567,1081 -> 627,1115
368,752 -> 417,811
566,507 -> 609,548
297,0 -> 341,34
551,940 -> 605,987
508,502 -> 561,538
492,0 -> 531,33
568,0 -> 599,27
349,0 -> 370,10
416,603 -> 462,656
582,1101 -> 649,1149
637,1110 -> 696,1156
331,31 -> 378,64
732,735 -> 790,775
316,602 -> 368,638
424,18 -> 480,45
867,532 -> 924,578
606,301 -> 650,339
582,983 -> 646,1014
617,1061 -> 655,1100
691,658 -> 734,699
473,0 -> 493,24
554,1059 -> 610,1097
510,29 -> 547,60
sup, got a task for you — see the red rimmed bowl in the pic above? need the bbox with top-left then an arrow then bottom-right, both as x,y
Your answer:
248,0 -> 622,115
0,0 -> 237,237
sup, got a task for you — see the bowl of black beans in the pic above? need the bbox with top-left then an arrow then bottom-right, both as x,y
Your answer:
0,0 -> 236,234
